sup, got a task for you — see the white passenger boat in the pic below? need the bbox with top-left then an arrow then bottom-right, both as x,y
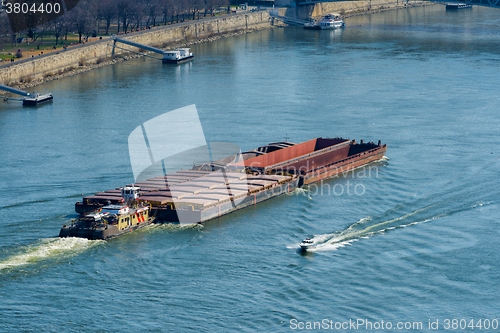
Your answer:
162,48 -> 194,64
304,13 -> 345,30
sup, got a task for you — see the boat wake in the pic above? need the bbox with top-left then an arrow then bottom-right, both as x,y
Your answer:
306,200 -> 489,253
288,187 -> 312,199
0,237 -> 103,271
0,224 -> 201,272
300,160 -> 499,253
310,212 -> 438,252
144,222 -> 204,232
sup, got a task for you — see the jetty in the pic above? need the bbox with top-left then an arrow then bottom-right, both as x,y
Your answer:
112,37 -> 193,64
269,10 -> 310,26
0,83 -> 53,106
0,83 -> 30,97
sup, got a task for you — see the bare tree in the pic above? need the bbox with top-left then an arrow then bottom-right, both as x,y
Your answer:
129,1 -> 144,31
88,0 -> 101,36
99,0 -> 117,35
69,1 -> 92,43
144,0 -> 161,27
213,0 -> 230,13
204,0 -> 214,17
116,0 -> 132,33
51,17 -> 65,45
0,12 -> 13,47
0,0 -> 235,49
188,0 -> 203,20
160,0 -> 172,25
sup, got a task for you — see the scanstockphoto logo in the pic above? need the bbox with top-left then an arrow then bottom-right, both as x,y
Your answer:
128,104 -> 248,224
3,0 -> 80,33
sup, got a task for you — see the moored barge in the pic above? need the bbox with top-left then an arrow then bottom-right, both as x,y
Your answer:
162,48 -> 194,64
64,137 -> 386,238
22,93 -> 53,106
445,3 -> 472,9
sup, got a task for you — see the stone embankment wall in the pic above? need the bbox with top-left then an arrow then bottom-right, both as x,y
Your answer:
0,11 -> 271,86
1,2 -> 435,87
285,0 -> 434,20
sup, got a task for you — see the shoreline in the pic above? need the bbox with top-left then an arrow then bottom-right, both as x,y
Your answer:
13,26 -> 273,91
0,10 -> 273,90
1,2 -> 435,91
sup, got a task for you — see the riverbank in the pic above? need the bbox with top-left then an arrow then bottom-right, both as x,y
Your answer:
10,27 -> 271,91
284,0 -> 435,20
2,4 -> 499,331
1,1 -> 436,90
0,10 -> 272,90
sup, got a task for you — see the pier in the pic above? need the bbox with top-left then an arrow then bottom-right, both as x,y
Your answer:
112,37 -> 191,64
0,83 -> 53,106
0,83 -> 30,97
269,10 -> 310,26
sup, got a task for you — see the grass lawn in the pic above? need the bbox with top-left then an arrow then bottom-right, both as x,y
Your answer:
0,10 -> 240,63
0,33 -> 85,62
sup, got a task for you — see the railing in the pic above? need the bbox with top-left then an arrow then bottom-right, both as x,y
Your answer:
269,11 -> 310,26
296,0 -> 500,8
0,83 -> 30,96
432,0 -> 500,8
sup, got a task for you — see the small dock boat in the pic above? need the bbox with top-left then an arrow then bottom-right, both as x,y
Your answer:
304,19 -> 318,30
299,238 -> 317,251
22,93 -> 53,106
445,3 -> 472,9
162,48 -> 194,64
304,13 -> 345,30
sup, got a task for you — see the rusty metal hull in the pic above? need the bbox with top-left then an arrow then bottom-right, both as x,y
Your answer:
301,145 -> 387,185
59,219 -> 154,240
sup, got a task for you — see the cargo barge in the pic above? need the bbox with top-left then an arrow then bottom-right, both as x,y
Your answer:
62,137 -> 386,238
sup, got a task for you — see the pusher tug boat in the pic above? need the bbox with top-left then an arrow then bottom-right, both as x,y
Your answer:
59,187 -> 154,240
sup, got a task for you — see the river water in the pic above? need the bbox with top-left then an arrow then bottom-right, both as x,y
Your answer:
1,5 -> 499,332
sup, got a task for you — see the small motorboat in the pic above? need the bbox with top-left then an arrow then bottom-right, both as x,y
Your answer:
299,237 -> 317,251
